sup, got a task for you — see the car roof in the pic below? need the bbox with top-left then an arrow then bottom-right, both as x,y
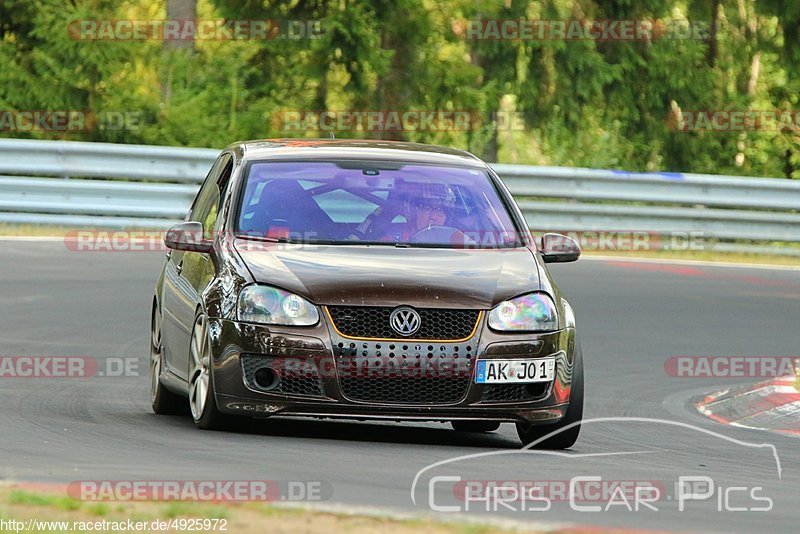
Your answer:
228,139 -> 487,168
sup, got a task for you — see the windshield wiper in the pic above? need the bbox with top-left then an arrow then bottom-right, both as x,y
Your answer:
236,234 -> 291,243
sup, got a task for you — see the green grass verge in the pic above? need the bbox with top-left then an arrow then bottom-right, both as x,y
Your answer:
0,486 -> 550,534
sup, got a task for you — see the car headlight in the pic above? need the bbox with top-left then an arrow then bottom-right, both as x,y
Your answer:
488,293 -> 559,332
237,285 -> 319,326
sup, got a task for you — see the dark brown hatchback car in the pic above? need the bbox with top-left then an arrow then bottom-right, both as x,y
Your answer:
150,139 -> 583,448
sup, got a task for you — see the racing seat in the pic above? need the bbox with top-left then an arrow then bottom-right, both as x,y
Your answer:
239,179 -> 335,239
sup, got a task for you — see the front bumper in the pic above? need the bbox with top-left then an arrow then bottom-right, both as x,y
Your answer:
207,314 -> 577,425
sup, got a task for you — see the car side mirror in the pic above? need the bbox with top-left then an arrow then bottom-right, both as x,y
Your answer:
539,233 -> 580,263
164,221 -> 213,253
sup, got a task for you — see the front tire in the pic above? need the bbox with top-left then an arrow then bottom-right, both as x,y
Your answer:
189,312 -> 239,430
516,339 -> 584,449
151,302 -> 185,415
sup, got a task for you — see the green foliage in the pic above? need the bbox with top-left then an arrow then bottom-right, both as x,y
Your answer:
0,0 -> 797,177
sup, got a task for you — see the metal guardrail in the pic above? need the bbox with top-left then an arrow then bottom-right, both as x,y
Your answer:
0,139 -> 215,229
494,164 -> 800,254
1,138 -> 799,254
0,138 -> 217,182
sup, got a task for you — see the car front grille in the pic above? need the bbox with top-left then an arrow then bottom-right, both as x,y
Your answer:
480,383 -> 549,403
334,340 -> 475,404
240,354 -> 324,397
326,306 -> 480,340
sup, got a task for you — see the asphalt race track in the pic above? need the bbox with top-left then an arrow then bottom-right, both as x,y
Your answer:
2,240 -> 799,532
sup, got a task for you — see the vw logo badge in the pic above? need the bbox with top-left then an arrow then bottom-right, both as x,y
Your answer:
389,307 -> 421,337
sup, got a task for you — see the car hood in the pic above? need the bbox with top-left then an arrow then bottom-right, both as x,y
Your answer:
234,239 -> 540,309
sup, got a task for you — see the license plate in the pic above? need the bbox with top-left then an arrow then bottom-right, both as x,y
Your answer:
475,358 -> 555,384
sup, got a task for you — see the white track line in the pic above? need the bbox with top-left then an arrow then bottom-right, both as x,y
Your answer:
582,254 -> 800,271
0,236 -> 65,242
272,500 -> 577,532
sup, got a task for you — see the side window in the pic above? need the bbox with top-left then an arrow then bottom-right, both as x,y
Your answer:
189,156 -> 224,219
191,154 -> 232,238
212,158 -> 234,226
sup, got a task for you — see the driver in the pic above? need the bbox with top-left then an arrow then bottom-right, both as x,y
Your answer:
383,182 -> 455,242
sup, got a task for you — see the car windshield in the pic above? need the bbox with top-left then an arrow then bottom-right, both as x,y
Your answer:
235,160 -> 523,248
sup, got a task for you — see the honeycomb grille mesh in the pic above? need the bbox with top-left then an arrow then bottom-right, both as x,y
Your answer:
327,306 -> 479,340
334,340 -> 474,404
480,383 -> 549,403
240,355 -> 324,397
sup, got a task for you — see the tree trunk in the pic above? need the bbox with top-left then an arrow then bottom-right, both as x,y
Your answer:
706,0 -> 719,67
469,35 -> 499,162
165,0 -> 197,53
160,0 -> 197,105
